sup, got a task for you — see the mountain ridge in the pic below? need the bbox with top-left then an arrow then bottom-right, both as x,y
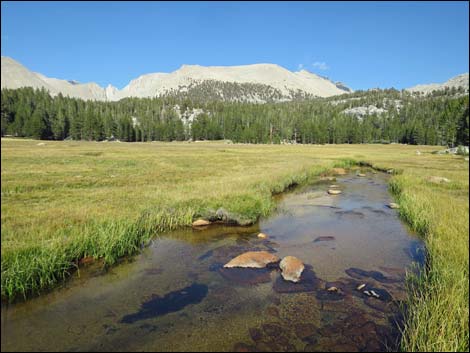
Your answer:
1,56 -> 350,102
2,56 -> 469,102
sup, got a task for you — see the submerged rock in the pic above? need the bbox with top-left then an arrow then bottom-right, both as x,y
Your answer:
313,236 -> 335,243
335,210 -> 365,218
273,266 -> 320,293
280,256 -> 305,283
223,251 -> 280,268
219,267 -> 272,286
316,287 -> 345,301
345,267 -> 400,283
120,283 -> 208,324
328,189 -> 342,195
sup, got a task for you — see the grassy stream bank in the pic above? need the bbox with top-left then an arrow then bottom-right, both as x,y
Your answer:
1,139 -> 468,351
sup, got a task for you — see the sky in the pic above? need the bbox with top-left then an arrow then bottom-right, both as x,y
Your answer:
1,1 -> 469,90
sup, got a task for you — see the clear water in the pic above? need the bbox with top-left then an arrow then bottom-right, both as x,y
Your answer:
1,172 -> 424,352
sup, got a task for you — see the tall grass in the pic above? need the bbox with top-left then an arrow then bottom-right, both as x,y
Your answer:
389,175 -> 469,352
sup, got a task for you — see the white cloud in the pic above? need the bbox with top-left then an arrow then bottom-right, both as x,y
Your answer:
297,63 -> 304,70
312,61 -> 329,70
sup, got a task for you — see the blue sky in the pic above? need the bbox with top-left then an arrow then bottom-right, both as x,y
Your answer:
1,1 -> 468,90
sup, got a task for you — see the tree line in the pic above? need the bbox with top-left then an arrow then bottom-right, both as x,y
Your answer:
1,86 -> 468,146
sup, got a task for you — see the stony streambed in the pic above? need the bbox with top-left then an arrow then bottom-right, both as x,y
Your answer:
1,171 -> 424,352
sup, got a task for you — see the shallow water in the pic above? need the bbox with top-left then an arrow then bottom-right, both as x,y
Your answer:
1,172 -> 424,352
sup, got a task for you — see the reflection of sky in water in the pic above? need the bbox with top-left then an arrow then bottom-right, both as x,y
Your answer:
1,172 -> 423,352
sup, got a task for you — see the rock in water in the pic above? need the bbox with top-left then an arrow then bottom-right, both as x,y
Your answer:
427,176 -> 450,184
388,202 -> 400,209
192,219 -> 210,227
280,256 -> 305,283
328,189 -> 342,195
331,168 -> 347,175
257,232 -> 268,239
357,173 -> 366,177
223,251 -> 280,268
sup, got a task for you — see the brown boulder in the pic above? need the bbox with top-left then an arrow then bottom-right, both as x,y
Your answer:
280,256 -> 305,282
192,219 -> 210,227
223,251 -> 280,268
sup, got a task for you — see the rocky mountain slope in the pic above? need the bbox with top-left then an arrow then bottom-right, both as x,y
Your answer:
1,56 -> 109,101
1,56 -> 351,102
407,73 -> 469,94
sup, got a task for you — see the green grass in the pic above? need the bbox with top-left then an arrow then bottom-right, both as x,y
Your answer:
1,138 -> 468,351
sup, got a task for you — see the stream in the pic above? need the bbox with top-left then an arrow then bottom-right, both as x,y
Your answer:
1,171 -> 425,352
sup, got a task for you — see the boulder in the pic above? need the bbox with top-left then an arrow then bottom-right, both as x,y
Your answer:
216,208 -> 254,226
427,176 -> 450,184
328,189 -> 342,195
388,202 -> 400,209
331,168 -> 347,175
216,207 -> 229,220
192,219 -> 210,227
357,173 -> 366,177
257,232 -> 268,239
223,251 -> 280,269
280,256 -> 305,283
196,208 -> 254,226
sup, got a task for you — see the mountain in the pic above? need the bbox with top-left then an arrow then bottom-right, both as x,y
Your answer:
407,73 -> 469,94
1,56 -> 110,101
1,56 -> 351,102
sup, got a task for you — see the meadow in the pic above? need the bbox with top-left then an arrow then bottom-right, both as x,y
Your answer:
1,138 -> 468,351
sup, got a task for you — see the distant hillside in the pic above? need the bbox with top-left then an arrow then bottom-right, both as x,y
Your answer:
2,85 -> 468,147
